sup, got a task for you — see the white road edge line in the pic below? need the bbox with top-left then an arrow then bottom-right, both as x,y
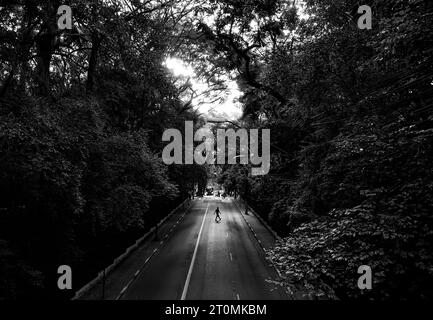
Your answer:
181,202 -> 209,300
114,206 -> 192,300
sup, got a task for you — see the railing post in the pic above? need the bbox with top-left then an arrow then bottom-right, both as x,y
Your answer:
102,268 -> 106,300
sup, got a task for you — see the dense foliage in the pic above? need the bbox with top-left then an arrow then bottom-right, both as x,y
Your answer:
213,0 -> 433,299
1,0 -> 432,300
0,0 -> 207,299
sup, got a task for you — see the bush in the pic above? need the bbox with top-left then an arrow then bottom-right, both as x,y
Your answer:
267,122 -> 433,299
0,95 -> 180,298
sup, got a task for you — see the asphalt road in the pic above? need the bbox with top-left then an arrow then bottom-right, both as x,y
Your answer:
81,197 -> 287,300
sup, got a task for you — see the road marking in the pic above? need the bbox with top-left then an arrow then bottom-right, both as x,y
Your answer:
230,252 -> 233,261
118,277 -> 134,298
114,208 -> 191,300
233,199 -> 283,278
181,202 -> 209,300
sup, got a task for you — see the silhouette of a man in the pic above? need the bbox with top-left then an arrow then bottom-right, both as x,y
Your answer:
214,206 -> 221,222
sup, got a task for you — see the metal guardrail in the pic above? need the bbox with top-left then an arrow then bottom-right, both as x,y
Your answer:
72,198 -> 191,300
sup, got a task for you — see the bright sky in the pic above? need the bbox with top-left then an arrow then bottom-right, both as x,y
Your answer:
162,2 -> 309,121
164,57 -> 243,121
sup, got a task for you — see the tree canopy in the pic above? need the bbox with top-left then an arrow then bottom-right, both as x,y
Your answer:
1,0 -> 433,299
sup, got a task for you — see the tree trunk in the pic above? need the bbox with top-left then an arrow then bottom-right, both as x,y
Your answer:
35,1 -> 59,96
86,33 -> 101,93
36,31 -> 55,96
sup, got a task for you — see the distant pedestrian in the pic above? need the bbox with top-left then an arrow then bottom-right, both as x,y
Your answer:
214,207 -> 222,222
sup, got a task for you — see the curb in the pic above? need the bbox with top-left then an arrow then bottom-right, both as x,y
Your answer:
232,198 -> 296,299
234,198 -> 281,241
233,200 -> 268,253
72,199 -> 191,300
114,206 -> 190,300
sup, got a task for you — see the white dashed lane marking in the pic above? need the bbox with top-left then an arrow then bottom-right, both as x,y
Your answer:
114,208 -> 191,300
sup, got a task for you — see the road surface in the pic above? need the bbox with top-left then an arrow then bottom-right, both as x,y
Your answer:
81,197 -> 287,300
